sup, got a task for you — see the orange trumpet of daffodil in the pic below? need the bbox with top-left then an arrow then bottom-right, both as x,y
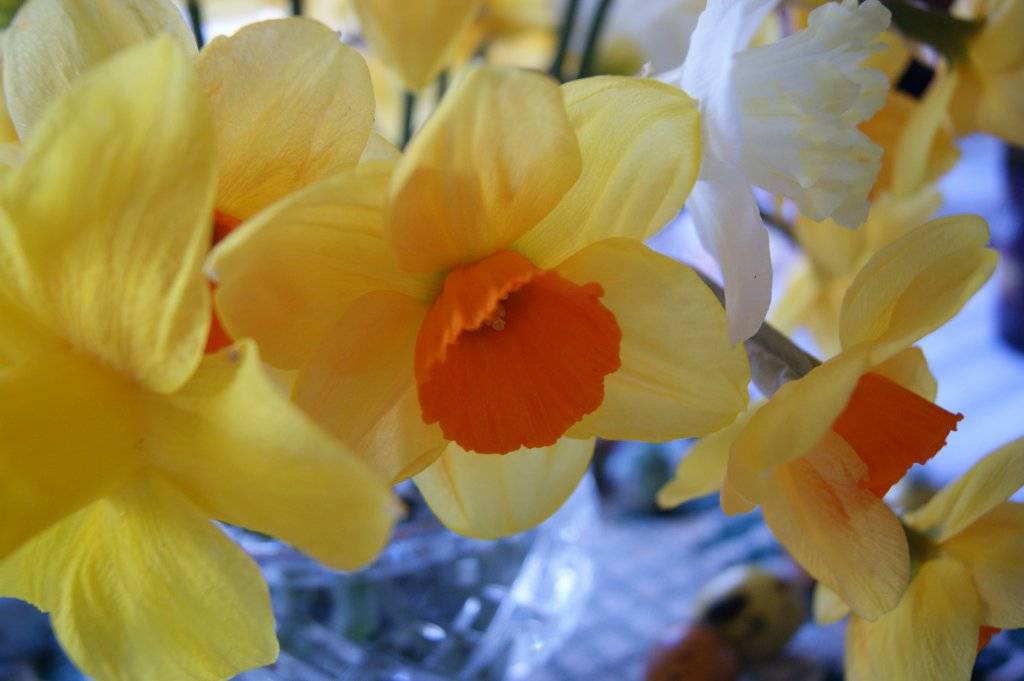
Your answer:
812,438 -> 1024,681
659,215 -> 997,620
4,0 -> 395,349
0,39 -> 395,681
211,66 -> 752,538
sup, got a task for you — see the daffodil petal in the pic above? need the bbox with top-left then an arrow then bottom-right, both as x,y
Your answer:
360,130 -> 402,163
149,341 -> 396,571
4,39 -> 215,393
845,558 -> 979,681
2,0 -> 195,139
293,291 -> 447,483
414,438 -> 595,539
905,438 -> 1024,542
889,71 -> 959,197
813,583 -> 852,626
0,353 -> 142,559
942,503 -> 1024,630
514,77 -> 701,268
197,18 -> 375,219
352,0 -> 482,90
840,215 -> 997,359
556,239 -> 749,442
388,67 -> 582,272
760,432 -> 909,620
0,476 -> 277,681
210,164 -> 434,370
657,409 -> 755,509
870,346 -> 937,401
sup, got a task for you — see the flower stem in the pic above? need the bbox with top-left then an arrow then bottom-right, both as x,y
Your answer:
437,69 -> 450,102
549,0 -> 581,81
400,91 -> 417,150
883,0 -> 983,63
186,0 -> 205,48
577,0 -> 615,79
290,0 -> 303,15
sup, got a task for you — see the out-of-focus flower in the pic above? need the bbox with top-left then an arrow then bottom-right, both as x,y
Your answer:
772,73 -> 960,355
659,216 -> 996,619
0,39 -> 394,681
813,439 -> 1024,681
5,0 -> 393,350
948,0 -> 1024,145
661,0 -> 890,342
351,0 -> 483,90
211,66 -> 751,538
597,0 -> 706,76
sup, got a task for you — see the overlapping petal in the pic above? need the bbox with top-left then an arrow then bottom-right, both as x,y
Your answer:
148,341 -> 397,570
414,438 -> 595,539
759,432 -> 910,620
845,558 -> 980,681
387,67 -> 581,273
556,239 -> 750,442
3,38 -> 215,393
514,77 -> 701,268
293,291 -> 447,483
210,164 -> 435,370
839,215 -> 997,360
197,18 -> 375,219
0,476 -> 278,681
905,438 -> 1024,542
2,0 -> 195,139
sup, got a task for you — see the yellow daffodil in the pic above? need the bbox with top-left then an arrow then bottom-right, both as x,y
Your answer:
211,66 -> 751,538
352,0 -> 484,91
0,39 -> 394,681
659,215 -> 996,619
661,0 -> 890,342
772,73 -> 960,355
949,0 -> 1024,146
6,0 -> 393,349
812,439 -> 1024,681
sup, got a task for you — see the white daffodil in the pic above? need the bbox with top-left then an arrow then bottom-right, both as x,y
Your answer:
662,0 -> 890,342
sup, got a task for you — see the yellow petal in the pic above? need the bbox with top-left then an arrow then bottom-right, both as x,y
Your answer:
905,438 -> 1024,542
557,239 -> 749,441
149,341 -> 396,571
197,18 -> 375,219
728,345 -> 869,500
0,36 -> 19,143
942,503 -> 1024,629
845,558 -> 980,681
657,409 -> 754,509
0,353 -> 142,559
4,38 -> 215,393
870,346 -> 937,401
210,164 -> 435,370
293,291 -> 447,483
759,432 -> 910,620
352,0 -> 482,90
839,215 -> 997,361
813,583 -> 852,625
514,77 -> 701,268
2,0 -> 195,139
387,67 -> 582,272
0,476 -> 277,681
414,438 -> 595,539
888,72 -> 959,197
360,130 -> 402,163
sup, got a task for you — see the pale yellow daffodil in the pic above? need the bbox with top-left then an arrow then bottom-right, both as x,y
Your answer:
660,215 -> 997,620
772,72 -> 961,355
949,0 -> 1024,146
352,0 -> 484,91
811,439 -> 1024,681
6,0 -> 393,348
0,39 -> 395,681
211,66 -> 751,539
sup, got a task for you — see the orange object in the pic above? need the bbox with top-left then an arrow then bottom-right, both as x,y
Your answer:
832,372 -> 962,498
978,626 -> 1000,652
415,250 -> 621,454
205,210 -> 244,354
645,625 -> 739,681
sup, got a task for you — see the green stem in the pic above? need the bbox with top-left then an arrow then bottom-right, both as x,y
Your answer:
884,0 -> 983,63
400,91 -> 417,151
548,0 -> 581,81
577,0 -> 615,79
290,0 -> 303,15
186,0 -> 205,48
437,70 -> 450,102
